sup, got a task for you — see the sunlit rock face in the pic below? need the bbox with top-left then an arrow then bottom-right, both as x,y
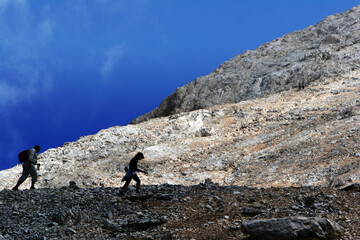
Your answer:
2,70 -> 359,190
131,5 -> 360,124
0,6 -> 359,190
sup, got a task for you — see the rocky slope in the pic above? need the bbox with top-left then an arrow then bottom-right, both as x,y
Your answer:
131,5 -> 360,124
1,183 -> 359,239
1,70 -> 359,190
1,4 -> 359,192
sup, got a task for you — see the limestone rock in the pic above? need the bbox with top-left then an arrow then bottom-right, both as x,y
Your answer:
131,5 -> 360,124
1,70 -> 359,190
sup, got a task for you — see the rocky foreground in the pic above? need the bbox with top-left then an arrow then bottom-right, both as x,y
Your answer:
0,181 -> 359,240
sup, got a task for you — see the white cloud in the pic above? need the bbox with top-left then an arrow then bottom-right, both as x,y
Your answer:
0,0 -> 28,17
0,82 -> 20,106
0,1 -> 54,108
39,20 -> 53,39
100,45 -> 124,82
0,64 -> 53,108
14,0 -> 27,12
0,0 -> 10,11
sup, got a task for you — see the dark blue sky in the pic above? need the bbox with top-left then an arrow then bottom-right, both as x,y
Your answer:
0,0 -> 358,171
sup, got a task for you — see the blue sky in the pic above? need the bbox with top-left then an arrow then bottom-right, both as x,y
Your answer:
0,0 -> 358,171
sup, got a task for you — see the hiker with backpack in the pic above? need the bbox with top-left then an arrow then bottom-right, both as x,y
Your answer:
120,152 -> 147,194
13,145 -> 41,190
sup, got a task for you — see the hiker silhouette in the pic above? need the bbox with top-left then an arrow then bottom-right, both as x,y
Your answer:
120,152 -> 147,194
13,145 -> 41,190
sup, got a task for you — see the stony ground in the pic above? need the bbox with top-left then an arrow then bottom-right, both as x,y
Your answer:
0,182 -> 359,240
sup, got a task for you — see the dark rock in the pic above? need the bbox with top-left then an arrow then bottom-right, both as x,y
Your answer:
236,195 -> 243,202
240,207 -> 263,217
241,217 -> 344,240
65,228 -> 77,235
51,211 -> 69,225
229,225 -> 241,231
103,220 -> 123,233
154,194 -> 173,200
69,181 -> 80,190
126,194 -> 153,201
160,232 -> 173,240
247,197 -> 256,203
340,183 -> 360,192
303,196 -> 317,208
126,218 -> 167,231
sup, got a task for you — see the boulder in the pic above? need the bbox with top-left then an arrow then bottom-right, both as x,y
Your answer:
241,217 -> 344,240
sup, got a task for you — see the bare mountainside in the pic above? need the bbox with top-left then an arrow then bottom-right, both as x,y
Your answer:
1,70 -> 359,190
132,5 -> 360,124
0,5 -> 359,191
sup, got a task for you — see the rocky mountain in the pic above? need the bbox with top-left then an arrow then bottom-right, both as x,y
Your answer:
131,5 -> 360,124
0,5 -> 359,240
1,70 -> 358,190
0,5 -> 359,191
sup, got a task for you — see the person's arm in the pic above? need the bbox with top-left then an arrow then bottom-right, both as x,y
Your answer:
28,149 -> 37,165
136,168 -> 147,174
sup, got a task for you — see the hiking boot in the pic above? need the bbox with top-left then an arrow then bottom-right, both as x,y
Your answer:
12,187 -> 18,191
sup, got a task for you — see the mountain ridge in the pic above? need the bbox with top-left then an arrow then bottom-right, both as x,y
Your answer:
131,5 -> 360,124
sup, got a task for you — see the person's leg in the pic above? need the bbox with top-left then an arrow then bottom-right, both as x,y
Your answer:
133,175 -> 141,192
29,165 -> 38,189
13,166 -> 29,190
121,178 -> 131,193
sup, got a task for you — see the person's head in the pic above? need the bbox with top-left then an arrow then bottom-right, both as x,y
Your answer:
34,145 -> 41,153
135,152 -> 144,160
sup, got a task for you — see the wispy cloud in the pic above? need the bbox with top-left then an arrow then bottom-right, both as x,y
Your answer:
100,45 -> 124,82
0,0 -> 26,12
0,64 -> 53,108
0,0 -> 9,11
38,20 -> 53,40
0,82 -> 20,106
0,1 -> 54,108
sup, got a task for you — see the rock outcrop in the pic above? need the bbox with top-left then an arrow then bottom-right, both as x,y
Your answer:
131,5 -> 360,124
241,217 -> 344,240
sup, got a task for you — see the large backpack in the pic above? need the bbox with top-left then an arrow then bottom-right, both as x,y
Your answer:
18,149 -> 30,163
